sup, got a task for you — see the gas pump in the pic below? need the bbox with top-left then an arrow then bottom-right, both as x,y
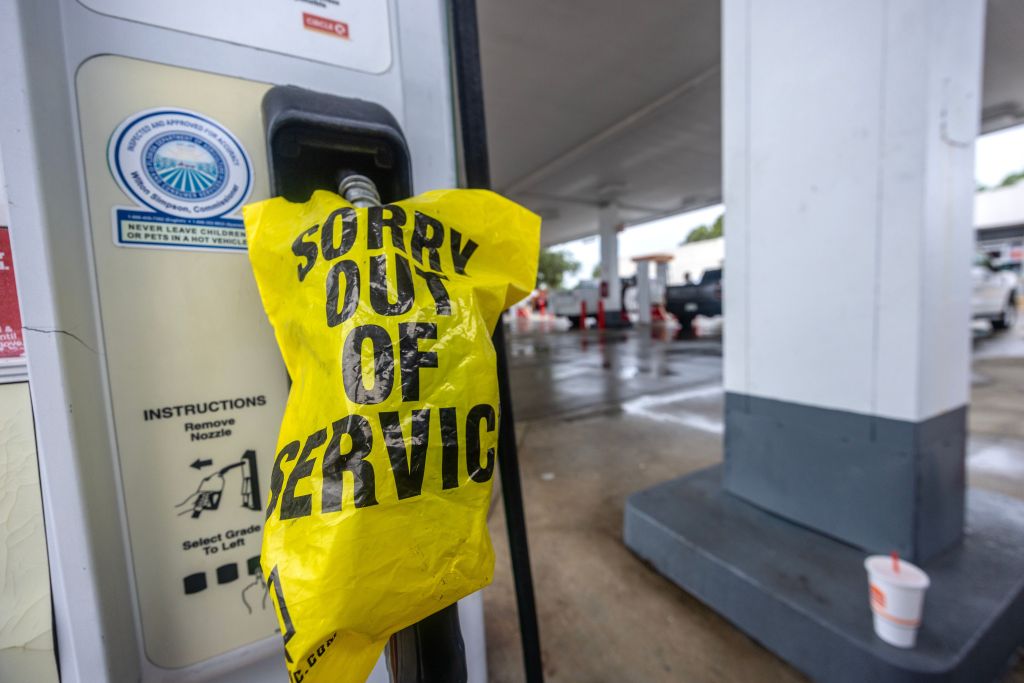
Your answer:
0,1 -> 540,681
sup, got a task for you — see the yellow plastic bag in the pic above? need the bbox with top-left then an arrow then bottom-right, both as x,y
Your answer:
243,188 -> 539,683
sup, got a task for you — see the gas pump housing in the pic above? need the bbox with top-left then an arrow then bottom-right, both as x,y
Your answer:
0,1 -> 487,681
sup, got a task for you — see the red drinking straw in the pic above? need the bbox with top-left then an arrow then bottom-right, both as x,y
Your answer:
891,551 -> 900,573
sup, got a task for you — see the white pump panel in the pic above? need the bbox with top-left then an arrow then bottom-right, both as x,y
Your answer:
0,1 -> 485,681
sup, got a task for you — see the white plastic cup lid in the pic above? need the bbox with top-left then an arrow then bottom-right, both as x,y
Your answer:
864,555 -> 930,590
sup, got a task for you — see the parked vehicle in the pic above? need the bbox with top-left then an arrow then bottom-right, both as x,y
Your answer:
549,281 -> 600,328
994,259 -> 1024,292
665,268 -> 722,329
995,260 -> 1022,276
550,278 -> 634,328
973,252 -> 1019,330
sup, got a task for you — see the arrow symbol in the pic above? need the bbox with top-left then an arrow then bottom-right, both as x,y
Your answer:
190,458 -> 213,470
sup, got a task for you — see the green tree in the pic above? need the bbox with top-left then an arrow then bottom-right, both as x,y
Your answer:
998,169 -> 1024,189
683,213 -> 724,244
592,264 -> 602,279
979,168 -> 1024,192
537,249 -> 580,289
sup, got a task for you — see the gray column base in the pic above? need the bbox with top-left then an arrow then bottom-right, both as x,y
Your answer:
624,466 -> 1024,683
725,393 -> 966,563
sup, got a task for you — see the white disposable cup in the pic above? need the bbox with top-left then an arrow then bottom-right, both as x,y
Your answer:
864,555 -> 930,648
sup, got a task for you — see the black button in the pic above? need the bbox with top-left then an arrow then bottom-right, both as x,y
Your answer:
183,572 -> 207,595
217,563 -> 239,584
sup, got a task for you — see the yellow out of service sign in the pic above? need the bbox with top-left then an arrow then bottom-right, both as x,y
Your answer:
245,188 -> 539,683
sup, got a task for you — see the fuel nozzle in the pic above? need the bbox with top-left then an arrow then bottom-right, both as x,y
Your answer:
338,173 -> 382,208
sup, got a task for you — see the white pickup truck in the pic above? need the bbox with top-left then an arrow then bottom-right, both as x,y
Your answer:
973,252 -> 1019,330
549,281 -> 601,328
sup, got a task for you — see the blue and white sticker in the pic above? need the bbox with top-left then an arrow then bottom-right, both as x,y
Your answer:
108,108 -> 253,252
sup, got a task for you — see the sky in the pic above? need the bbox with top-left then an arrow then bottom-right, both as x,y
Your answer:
555,123 -> 1024,288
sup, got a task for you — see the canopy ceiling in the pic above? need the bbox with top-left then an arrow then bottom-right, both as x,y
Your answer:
477,0 -> 1024,246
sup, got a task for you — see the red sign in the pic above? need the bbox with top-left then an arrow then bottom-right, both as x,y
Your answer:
302,12 -> 350,39
0,226 -> 24,359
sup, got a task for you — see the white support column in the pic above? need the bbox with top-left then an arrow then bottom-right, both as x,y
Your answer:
627,6 -> 1023,680
722,0 -> 986,561
598,202 -> 622,317
635,259 -> 652,325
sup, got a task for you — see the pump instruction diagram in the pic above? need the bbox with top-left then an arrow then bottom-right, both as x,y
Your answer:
176,449 -> 262,518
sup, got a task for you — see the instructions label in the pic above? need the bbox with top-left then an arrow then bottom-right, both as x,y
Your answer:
108,108 -> 252,253
77,57 -> 289,668
114,209 -> 246,251
147,396 -> 269,599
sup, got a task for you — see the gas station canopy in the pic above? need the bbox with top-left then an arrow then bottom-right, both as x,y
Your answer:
478,0 -> 1024,246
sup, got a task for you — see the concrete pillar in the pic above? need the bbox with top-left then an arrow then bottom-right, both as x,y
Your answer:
722,0 -> 985,561
655,261 -> 669,305
598,202 -> 628,326
635,259 -> 651,325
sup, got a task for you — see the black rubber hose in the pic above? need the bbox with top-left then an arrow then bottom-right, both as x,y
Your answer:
449,1 -> 545,681
490,322 -> 544,683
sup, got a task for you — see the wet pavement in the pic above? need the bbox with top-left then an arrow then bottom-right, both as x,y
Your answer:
505,329 -> 723,422
484,322 -> 1024,683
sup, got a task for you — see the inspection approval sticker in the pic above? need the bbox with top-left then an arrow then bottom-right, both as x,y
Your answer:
108,108 -> 253,252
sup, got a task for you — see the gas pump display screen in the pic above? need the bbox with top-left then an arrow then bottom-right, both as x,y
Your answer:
76,56 -> 290,668
78,0 -> 392,73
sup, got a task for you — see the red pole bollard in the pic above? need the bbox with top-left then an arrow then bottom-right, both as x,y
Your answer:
580,300 -> 587,329
597,299 -> 606,330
